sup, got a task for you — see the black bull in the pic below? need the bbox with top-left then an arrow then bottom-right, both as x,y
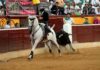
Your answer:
56,30 -> 71,46
56,30 -> 75,51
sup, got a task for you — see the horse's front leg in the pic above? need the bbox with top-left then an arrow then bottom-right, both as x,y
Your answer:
47,32 -> 61,56
28,39 -> 41,60
68,44 -> 75,52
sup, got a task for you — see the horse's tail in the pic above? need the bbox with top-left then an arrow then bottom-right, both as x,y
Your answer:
51,24 -> 55,29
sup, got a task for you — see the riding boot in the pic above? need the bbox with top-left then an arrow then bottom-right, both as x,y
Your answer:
44,25 -> 51,36
43,25 -> 51,42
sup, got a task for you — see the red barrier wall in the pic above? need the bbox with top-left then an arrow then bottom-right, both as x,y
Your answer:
0,28 -> 31,53
72,24 -> 100,42
0,15 -> 100,53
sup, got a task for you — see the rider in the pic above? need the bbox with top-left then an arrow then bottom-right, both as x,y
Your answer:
39,8 -> 51,35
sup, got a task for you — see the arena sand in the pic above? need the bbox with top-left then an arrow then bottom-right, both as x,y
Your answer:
0,47 -> 100,70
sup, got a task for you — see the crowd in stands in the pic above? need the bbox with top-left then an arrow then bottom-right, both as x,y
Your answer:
48,0 -> 100,15
0,0 -> 100,29
0,0 -> 100,16
0,17 -> 20,29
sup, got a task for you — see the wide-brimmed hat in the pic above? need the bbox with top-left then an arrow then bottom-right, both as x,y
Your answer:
40,8 -> 44,12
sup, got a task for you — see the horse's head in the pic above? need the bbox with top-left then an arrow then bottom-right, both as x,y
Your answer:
28,15 -> 37,23
28,15 -> 39,26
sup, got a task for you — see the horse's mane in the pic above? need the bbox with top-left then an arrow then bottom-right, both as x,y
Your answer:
34,17 -> 39,25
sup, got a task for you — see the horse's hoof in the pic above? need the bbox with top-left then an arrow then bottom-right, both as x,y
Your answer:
58,49 -> 61,53
58,49 -> 61,56
28,51 -> 33,60
28,55 -> 33,60
49,49 -> 52,54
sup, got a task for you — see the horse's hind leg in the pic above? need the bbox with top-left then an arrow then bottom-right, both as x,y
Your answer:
68,44 -> 75,52
45,41 -> 52,54
51,40 -> 61,56
28,39 -> 41,60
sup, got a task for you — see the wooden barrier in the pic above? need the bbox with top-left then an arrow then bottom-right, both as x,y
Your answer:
0,15 -> 100,53
49,17 -> 63,32
72,24 -> 100,43
0,28 -> 31,53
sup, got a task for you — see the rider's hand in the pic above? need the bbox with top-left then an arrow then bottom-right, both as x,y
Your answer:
39,17 -> 43,20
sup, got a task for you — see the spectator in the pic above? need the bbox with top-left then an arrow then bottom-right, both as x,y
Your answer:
15,23 -> 20,28
90,8 -> 96,14
0,1 -> 4,15
88,4 -> 96,14
56,0 -> 64,7
55,0 -> 65,15
64,4 -> 72,15
63,13 -> 74,43
70,4 -> 75,15
92,0 -> 100,15
0,0 -> 6,15
0,6 -> 4,15
93,16 -> 99,24
85,0 -> 89,3
90,0 -> 100,6
64,5 -> 68,14
0,1 -> 2,6
51,2 -> 59,15
96,7 -> 100,14
82,4 -> 88,15
49,0 -> 54,11
4,19 -> 11,29
83,18 -> 90,24
74,5 -> 81,15
10,19 -> 15,28
74,0 -> 81,5
80,0 -> 85,5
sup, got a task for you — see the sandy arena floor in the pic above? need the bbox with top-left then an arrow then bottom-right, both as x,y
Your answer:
0,47 -> 100,70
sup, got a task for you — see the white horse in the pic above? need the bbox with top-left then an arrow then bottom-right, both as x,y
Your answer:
28,16 -> 61,59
